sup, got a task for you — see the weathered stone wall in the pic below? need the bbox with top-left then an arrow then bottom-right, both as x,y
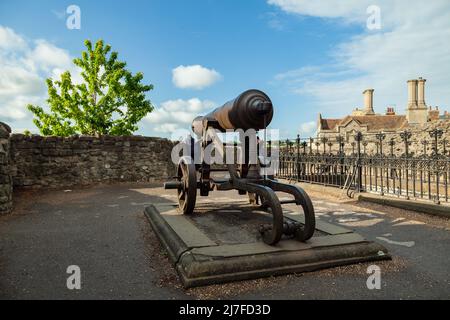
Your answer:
10,134 -> 175,189
0,122 -> 12,214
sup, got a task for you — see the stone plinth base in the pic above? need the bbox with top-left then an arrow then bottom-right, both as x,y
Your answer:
144,200 -> 391,288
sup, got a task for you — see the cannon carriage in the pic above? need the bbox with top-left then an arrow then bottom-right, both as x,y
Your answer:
164,89 -> 316,246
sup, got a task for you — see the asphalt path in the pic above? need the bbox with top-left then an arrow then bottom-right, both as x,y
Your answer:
0,183 -> 449,299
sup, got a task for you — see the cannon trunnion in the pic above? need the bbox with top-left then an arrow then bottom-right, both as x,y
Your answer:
165,89 -> 316,246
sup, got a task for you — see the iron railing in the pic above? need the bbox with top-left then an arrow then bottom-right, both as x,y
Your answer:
274,130 -> 450,204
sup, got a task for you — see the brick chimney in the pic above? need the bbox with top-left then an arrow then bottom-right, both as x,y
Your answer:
428,106 -> 440,121
385,107 -> 396,115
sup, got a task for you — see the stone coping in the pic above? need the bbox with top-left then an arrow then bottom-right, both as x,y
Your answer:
359,193 -> 450,218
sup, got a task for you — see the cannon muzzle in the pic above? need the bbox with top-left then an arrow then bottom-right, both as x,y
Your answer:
192,89 -> 273,136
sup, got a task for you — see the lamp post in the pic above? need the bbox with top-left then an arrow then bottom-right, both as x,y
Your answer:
400,130 -> 412,157
421,139 -> 429,156
429,128 -> 443,157
354,132 -> 363,155
375,132 -> 386,156
428,128 -> 444,204
400,130 -> 412,199
336,135 -> 345,175
388,138 -> 395,156
354,132 -> 364,192
442,138 -> 447,156
362,141 -> 368,155
328,142 -> 333,154
336,135 -> 344,155
321,137 -> 328,154
301,141 -> 307,154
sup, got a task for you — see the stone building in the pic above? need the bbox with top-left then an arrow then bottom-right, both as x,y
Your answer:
318,78 -> 448,143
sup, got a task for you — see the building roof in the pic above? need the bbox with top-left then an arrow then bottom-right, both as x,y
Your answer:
320,118 -> 341,130
320,115 -> 407,132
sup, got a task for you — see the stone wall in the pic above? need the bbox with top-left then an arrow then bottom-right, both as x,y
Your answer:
0,122 -> 12,214
10,134 -> 175,189
315,119 -> 450,156
362,120 -> 450,156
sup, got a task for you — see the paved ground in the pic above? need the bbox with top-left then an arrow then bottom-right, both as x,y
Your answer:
0,182 -> 449,299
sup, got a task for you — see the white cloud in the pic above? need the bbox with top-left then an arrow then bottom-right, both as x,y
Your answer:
144,98 -> 216,133
299,121 -> 317,137
270,1 -> 450,117
260,11 -> 287,31
172,65 -> 222,90
268,0 -> 366,21
0,26 -> 27,50
28,40 -> 73,71
51,9 -> 66,20
0,25 -> 78,127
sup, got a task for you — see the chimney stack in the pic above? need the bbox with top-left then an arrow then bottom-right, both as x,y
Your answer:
406,78 -> 428,124
386,107 -> 396,115
363,89 -> 375,115
417,77 -> 427,109
428,105 -> 440,121
407,79 -> 418,110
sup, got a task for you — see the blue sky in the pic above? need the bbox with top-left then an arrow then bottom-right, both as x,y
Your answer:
1,1 -> 449,139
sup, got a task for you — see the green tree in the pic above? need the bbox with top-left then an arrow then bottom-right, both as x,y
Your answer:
28,39 -> 154,136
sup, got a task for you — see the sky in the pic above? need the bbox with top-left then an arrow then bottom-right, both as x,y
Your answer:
1,0 -> 449,139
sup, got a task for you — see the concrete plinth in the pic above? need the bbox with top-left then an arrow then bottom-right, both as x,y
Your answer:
145,200 -> 390,288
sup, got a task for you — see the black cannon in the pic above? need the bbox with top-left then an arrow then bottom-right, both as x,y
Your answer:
165,89 -> 316,246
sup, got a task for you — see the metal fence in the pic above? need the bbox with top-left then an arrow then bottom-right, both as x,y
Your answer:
275,130 -> 450,204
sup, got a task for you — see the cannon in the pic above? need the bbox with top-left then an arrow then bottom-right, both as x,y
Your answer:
165,89 -> 316,246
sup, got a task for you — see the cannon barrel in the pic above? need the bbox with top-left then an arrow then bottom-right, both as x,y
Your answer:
192,89 -> 273,136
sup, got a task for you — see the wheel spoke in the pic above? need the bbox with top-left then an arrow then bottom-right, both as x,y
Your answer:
178,189 -> 185,200
181,163 -> 187,177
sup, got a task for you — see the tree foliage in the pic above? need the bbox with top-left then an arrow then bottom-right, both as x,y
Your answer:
28,39 -> 154,136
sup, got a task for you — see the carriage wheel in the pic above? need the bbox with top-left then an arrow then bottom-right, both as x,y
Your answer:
177,158 -> 197,215
294,188 -> 316,242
